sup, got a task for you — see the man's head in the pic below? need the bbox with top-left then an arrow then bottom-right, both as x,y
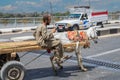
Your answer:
43,14 -> 51,25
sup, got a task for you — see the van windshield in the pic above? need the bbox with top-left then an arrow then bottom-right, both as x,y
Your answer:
68,14 -> 81,19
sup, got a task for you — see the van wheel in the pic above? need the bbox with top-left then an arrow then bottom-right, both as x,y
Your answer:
97,22 -> 104,28
0,61 -> 25,80
73,25 -> 79,30
101,24 -> 104,28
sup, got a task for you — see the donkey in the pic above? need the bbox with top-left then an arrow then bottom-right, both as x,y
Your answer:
50,27 -> 98,75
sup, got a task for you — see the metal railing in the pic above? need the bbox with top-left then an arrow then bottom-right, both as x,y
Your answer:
0,16 -> 67,28
0,15 -> 119,28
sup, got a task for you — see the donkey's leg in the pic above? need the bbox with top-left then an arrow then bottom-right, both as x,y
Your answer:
50,49 -> 64,75
53,49 -> 63,69
77,51 -> 87,71
75,51 -> 87,71
56,58 -> 63,69
50,56 -> 57,75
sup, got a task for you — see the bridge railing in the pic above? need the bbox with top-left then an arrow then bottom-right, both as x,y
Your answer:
0,15 -> 119,28
0,16 -> 68,28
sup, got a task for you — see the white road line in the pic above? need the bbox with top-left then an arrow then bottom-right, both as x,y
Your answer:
86,48 -> 120,58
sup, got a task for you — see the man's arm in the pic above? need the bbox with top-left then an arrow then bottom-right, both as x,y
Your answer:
35,26 -> 41,41
41,26 -> 54,40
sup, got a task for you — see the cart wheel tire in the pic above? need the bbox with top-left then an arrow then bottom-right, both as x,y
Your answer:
0,61 -> 25,80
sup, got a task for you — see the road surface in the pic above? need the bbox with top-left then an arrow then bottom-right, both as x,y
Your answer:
0,31 -> 120,80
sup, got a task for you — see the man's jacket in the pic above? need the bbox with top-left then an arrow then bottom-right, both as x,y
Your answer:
33,24 -> 54,47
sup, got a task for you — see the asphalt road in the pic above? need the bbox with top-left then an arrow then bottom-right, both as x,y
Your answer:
0,31 -> 120,80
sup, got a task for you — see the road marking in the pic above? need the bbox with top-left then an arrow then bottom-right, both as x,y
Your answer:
86,48 -> 120,58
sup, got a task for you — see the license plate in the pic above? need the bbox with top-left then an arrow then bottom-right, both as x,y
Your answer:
58,26 -> 63,29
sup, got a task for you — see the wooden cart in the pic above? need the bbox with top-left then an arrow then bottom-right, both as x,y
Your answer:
0,40 -> 89,80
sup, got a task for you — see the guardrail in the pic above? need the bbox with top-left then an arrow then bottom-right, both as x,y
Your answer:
0,16 -> 120,28
0,16 -> 120,35
96,27 -> 120,36
0,16 -> 67,28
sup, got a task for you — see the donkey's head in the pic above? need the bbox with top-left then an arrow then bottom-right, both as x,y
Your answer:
86,27 -> 98,43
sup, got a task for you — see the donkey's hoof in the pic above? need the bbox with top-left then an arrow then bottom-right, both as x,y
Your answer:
54,71 -> 58,76
59,66 -> 63,70
81,68 -> 87,72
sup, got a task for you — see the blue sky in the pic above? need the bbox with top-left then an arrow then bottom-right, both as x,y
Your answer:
0,0 -> 120,13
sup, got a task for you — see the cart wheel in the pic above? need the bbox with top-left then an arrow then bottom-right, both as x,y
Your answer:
0,54 -> 6,69
0,53 -> 20,69
0,61 -> 25,80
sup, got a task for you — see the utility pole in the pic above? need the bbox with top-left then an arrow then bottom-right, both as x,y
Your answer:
89,0 -> 91,8
49,1 -> 54,24
49,2 -> 53,15
78,0 -> 80,6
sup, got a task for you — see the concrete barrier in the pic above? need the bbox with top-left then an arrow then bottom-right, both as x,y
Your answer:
0,25 -> 120,37
108,20 -> 120,24
0,26 -> 37,34
0,28 -> 12,34
12,29 -> 22,33
97,27 -> 120,36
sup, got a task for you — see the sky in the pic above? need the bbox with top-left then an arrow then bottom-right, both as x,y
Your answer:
0,0 -> 120,13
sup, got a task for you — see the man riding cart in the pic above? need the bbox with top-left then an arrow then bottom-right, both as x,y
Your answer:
0,14 -> 98,79
33,14 -> 72,64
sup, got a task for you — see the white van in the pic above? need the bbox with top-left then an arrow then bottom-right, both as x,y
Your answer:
55,6 -> 108,32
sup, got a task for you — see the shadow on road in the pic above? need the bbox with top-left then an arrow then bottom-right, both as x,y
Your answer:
24,65 -> 95,80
